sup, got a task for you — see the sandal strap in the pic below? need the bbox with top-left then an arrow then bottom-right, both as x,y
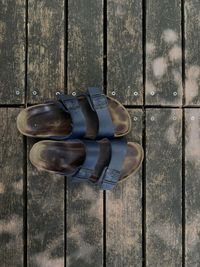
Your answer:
87,87 -> 115,138
97,139 -> 128,190
70,140 -> 100,183
58,94 -> 87,138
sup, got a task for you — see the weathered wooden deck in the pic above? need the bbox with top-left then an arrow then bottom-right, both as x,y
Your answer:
0,0 -> 200,266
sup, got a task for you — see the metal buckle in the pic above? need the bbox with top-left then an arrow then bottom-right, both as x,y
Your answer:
75,168 -> 93,179
91,94 -> 108,109
59,95 -> 80,110
103,168 -> 120,185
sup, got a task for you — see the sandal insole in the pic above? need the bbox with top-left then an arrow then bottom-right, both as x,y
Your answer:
17,96 -> 131,138
29,140 -> 144,183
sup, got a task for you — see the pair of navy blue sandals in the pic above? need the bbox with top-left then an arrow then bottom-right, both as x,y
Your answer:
17,88 -> 143,190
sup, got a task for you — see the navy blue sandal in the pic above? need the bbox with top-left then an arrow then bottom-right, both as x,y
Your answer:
17,87 -> 131,140
29,138 -> 143,190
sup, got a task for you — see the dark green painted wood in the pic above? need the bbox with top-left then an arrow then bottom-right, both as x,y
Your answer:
28,0 -> 65,103
145,0 -> 182,105
185,109 -> 200,265
146,109 -> 182,266
67,0 -> 103,93
107,0 -> 143,105
67,1 -> 104,266
106,109 -> 143,267
0,1 -> 25,104
0,108 -> 23,267
27,140 -> 65,267
185,1 -> 200,105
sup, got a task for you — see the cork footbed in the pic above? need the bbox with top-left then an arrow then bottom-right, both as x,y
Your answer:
29,139 -> 144,184
17,96 -> 131,139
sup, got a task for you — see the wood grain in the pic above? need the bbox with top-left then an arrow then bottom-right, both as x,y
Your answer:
106,109 -> 143,267
28,0 -> 65,103
66,1 -> 104,266
0,0 -> 25,104
67,0 -> 103,93
145,0 -> 182,105
27,140 -> 65,267
185,109 -> 200,265
66,184 -> 103,267
185,1 -> 200,105
0,108 -> 24,267
146,109 -> 182,266
107,0 -> 143,105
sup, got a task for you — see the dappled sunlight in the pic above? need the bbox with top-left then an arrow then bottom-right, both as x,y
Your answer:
162,29 -> 178,44
146,28 -> 182,103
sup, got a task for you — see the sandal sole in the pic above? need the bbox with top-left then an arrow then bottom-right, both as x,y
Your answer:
17,96 -> 131,139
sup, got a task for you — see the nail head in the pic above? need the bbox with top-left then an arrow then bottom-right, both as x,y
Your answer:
133,117 -> 138,121
173,91 -> 177,96
134,91 -> 138,96
32,90 -> 37,96
111,91 -> 116,96
150,91 -> 155,96
15,90 -> 20,95
150,116 -> 155,121
72,92 -> 76,96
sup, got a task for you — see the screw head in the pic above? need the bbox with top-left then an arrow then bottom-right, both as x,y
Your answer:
134,91 -> 138,96
150,116 -> 155,121
32,90 -> 37,96
111,91 -> 116,96
15,90 -> 20,95
133,117 -> 138,121
150,91 -> 155,96
173,91 -> 177,96
72,92 -> 76,96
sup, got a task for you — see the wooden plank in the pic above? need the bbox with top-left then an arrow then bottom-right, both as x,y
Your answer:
0,1 -> 25,104
68,0 -> 103,92
28,0 -> 65,103
107,0 -> 143,105
27,140 -> 65,267
145,0 -> 182,105
66,1 -> 104,266
146,108 -> 182,266
66,184 -> 103,266
106,109 -> 143,267
185,1 -> 200,105
185,109 -> 200,265
0,108 -> 23,267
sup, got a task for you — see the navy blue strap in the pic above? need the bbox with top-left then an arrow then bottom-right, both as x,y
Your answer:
70,140 -> 100,183
58,94 -> 87,138
97,139 -> 128,190
87,87 -> 115,138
